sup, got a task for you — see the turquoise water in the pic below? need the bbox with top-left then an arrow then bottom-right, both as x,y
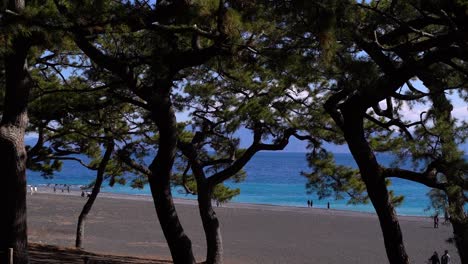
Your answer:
27,152 -> 461,216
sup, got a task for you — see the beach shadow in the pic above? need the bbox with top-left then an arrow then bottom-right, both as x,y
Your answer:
29,243 -> 172,264
446,237 -> 455,244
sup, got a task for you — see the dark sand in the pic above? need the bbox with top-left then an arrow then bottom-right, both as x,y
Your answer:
27,191 -> 460,263
29,243 -> 170,263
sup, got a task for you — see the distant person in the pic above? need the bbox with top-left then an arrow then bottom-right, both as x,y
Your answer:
434,214 -> 439,228
327,202 -> 330,209
81,191 -> 85,198
441,250 -> 451,264
310,200 -> 313,208
307,200 -> 310,207
67,185 -> 70,193
444,210 -> 450,224
429,251 -> 440,264
34,186 -> 38,193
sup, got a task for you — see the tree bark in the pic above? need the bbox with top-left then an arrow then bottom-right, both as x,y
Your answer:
338,98 -> 410,264
197,182 -> 223,264
178,139 -> 225,264
0,30 -> 31,264
148,91 -> 195,264
75,141 -> 114,248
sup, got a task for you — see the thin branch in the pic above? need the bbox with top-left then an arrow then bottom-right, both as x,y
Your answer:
201,158 -> 234,168
117,151 -> 152,177
49,156 -> 96,170
181,161 -> 196,195
151,22 -> 219,39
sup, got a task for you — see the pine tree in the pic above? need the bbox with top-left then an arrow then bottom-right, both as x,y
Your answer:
0,2 -> 60,262
302,1 -> 468,263
275,0 -> 468,263
51,1 -> 250,262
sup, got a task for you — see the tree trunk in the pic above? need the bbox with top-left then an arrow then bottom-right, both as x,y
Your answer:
0,130 -> 29,264
75,141 -> 114,248
197,183 -> 223,264
148,92 -> 195,264
340,99 -> 410,264
447,195 -> 468,264
179,140 -> 224,264
421,73 -> 468,264
0,32 -> 31,264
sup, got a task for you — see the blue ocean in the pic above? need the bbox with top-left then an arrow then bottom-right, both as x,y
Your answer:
26,152 -> 461,216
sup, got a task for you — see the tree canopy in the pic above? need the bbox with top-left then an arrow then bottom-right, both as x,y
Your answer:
1,1 -> 467,264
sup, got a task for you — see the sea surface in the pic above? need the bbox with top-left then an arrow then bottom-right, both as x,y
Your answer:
27,152 -> 465,216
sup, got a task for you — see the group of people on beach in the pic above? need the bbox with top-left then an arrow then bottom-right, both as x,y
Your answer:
51,183 -> 70,193
429,250 -> 451,264
306,200 -> 330,209
44,183 -> 94,198
27,185 -> 38,195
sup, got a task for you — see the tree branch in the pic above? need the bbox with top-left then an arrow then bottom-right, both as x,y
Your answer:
151,22 -> 219,39
383,163 -> 446,190
207,128 -> 295,186
116,148 -> 151,176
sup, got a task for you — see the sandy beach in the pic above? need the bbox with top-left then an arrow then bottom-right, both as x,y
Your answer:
27,190 -> 460,263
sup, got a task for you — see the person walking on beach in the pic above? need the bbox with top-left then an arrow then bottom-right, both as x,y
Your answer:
434,213 -> 439,228
67,185 -> 70,193
307,200 -> 310,207
327,201 -> 330,209
310,200 -> 313,208
441,250 -> 451,264
444,210 -> 450,225
429,251 -> 440,264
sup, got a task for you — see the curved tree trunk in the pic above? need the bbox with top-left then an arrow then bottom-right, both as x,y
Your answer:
197,183 -> 223,264
0,25 -> 31,264
148,91 -> 195,264
338,100 -> 410,264
75,141 -> 114,248
179,140 -> 224,264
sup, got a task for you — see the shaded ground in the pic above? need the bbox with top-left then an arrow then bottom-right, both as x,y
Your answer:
30,243 -> 171,264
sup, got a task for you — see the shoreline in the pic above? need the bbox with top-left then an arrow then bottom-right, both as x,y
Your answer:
30,185 -> 432,221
